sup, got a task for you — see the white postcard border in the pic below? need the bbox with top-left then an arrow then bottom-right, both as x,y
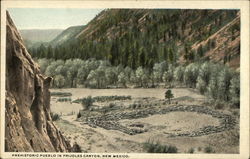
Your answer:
1,1 -> 249,159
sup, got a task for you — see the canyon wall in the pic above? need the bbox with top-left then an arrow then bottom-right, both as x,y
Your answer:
5,11 -> 71,152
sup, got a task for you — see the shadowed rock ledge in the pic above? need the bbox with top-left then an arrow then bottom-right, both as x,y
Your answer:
5,11 -> 71,152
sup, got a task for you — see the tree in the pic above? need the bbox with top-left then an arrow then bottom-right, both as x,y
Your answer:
105,67 -> 118,85
96,66 -> 107,88
168,48 -> 175,63
86,66 -> 106,88
37,44 -> 47,58
54,75 -> 66,88
45,60 -> 64,77
163,71 -> 173,88
81,96 -> 94,110
197,45 -> 204,58
207,74 -> 218,99
165,89 -> 174,104
141,68 -> 150,88
67,65 -> 79,88
130,71 -> 138,86
77,65 -> 89,85
229,74 -> 240,108
118,72 -> 128,87
196,77 -> 207,94
124,66 -> 132,83
174,66 -> 185,84
138,47 -> 146,67
217,68 -> 233,101
110,41 -> 119,65
184,63 -> 199,88
37,58 -> 51,73
162,64 -> 174,87
45,60 -> 64,87
86,70 -> 98,88
55,65 -> 68,77
153,61 -> 167,85
207,64 -> 224,99
196,62 -> 212,94
65,59 -> 84,87
136,66 -> 145,87
183,43 -> 194,62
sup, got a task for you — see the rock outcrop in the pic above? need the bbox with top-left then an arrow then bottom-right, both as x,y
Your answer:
5,11 -> 71,152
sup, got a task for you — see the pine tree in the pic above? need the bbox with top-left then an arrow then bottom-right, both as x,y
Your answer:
165,89 -> 174,104
197,45 -> 204,58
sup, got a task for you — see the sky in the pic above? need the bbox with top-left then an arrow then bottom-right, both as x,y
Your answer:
8,8 -> 103,30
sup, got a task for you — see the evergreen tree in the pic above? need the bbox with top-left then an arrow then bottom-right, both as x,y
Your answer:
165,89 -> 174,104
229,74 -> 240,107
197,45 -> 204,58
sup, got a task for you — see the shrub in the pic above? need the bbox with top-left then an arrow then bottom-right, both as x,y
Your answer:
223,129 -> 239,146
143,141 -> 178,153
204,146 -> 214,153
109,103 -> 116,108
232,110 -> 239,117
214,100 -> 225,109
57,97 -> 72,102
51,113 -> 60,121
198,147 -> 202,151
137,104 -> 141,108
77,112 -> 81,118
73,95 -> 131,104
51,92 -> 72,97
81,96 -> 94,110
167,145 -> 178,153
132,104 -> 136,109
188,147 -> 194,153
71,142 -> 82,152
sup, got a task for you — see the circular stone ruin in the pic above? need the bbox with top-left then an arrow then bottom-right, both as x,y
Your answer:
85,105 -> 236,137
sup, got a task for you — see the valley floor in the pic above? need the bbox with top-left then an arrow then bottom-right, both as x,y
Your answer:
51,88 -> 239,153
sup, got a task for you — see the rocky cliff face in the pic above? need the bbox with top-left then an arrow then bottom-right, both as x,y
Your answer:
188,14 -> 240,70
5,11 -> 71,152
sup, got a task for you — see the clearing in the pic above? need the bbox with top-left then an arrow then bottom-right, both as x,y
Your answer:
50,88 -> 239,153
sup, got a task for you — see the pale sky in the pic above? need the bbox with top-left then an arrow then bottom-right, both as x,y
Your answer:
8,8 -> 103,30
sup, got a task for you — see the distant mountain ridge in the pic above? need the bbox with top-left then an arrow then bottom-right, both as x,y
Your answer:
19,29 -> 63,48
20,29 -> 63,42
50,25 -> 86,46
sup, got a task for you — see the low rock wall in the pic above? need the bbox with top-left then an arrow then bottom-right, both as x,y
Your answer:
85,105 -> 236,137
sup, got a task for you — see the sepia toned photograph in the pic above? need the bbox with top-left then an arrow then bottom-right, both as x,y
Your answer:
1,1 -> 249,159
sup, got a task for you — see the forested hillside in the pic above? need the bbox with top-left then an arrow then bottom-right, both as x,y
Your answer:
50,25 -> 86,46
29,9 -> 240,69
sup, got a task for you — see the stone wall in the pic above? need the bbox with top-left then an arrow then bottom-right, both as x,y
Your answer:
85,105 -> 236,137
